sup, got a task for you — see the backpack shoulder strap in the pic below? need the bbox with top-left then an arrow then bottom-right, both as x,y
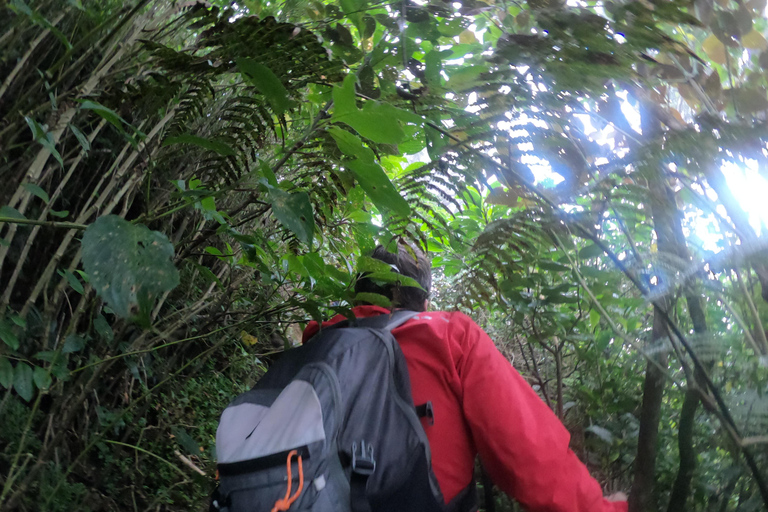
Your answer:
352,310 -> 419,331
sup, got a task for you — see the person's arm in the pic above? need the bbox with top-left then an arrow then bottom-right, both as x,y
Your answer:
457,317 -> 627,512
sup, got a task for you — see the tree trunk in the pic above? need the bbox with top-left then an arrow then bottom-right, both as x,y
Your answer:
629,108 -> 673,512
555,348 -> 564,420
663,175 -> 710,512
628,313 -> 669,512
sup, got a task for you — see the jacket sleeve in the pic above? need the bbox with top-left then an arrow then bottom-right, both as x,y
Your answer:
457,317 -> 627,512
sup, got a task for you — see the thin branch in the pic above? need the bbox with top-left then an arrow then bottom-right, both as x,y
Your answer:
0,217 -> 87,230
734,268 -> 768,355
174,450 -> 206,476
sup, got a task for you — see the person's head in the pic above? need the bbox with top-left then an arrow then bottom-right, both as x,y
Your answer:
355,242 -> 432,312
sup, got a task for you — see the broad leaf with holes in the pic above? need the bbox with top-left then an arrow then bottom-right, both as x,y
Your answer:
81,215 -> 179,325
268,187 -> 315,247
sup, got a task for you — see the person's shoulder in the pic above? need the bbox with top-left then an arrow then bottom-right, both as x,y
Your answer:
427,310 -> 479,326
422,310 -> 485,339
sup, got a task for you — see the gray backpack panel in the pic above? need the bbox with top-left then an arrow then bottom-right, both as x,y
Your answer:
212,311 -> 453,512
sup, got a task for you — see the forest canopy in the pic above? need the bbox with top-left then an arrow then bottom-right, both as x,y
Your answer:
1,0 -> 768,510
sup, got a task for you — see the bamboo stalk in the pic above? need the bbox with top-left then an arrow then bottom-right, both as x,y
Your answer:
0,15 -> 64,102
0,217 -> 87,230
1,120 -> 106,307
21,109 -> 171,316
0,13 -> 147,272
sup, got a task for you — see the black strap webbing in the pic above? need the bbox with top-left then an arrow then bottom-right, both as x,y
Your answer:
217,445 -> 309,477
350,471 -> 372,512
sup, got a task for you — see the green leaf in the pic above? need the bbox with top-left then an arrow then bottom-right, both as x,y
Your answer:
578,244 -> 603,259
93,314 -> 113,342
14,363 -> 34,402
0,206 -> 27,221
237,58 -> 293,114
48,209 -> 69,218
62,334 -> 86,354
346,159 -> 410,217
81,215 -> 180,324
35,351 -> 60,363
259,160 -> 278,187
327,127 -> 373,162
205,246 -> 224,257
538,261 -> 570,272
365,271 -> 425,290
0,358 -> 12,389
268,188 -> 315,246
23,183 -> 50,204
340,0 -> 362,16
78,100 -> 127,133
33,366 -> 52,390
361,15 -> 376,39
446,64 -> 488,91
585,424 -> 613,444
69,124 -> 91,153
425,50 -> 444,85
333,74 -> 357,118
58,269 -> 84,294
339,105 -> 405,145
0,319 -> 20,350
358,255 -> 397,273
24,116 -> 64,167
353,292 -> 392,308
172,426 -> 200,455
163,134 -> 235,157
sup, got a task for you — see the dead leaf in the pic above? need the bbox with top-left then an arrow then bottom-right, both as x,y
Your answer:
702,34 -> 727,64
516,10 -> 530,27
703,71 -> 723,102
656,64 -> 686,80
677,83 -> 699,109
695,0 -> 714,23
459,29 -> 478,45
760,51 -> 768,69
241,330 -> 259,346
734,4 -> 754,35
732,87 -> 768,113
742,29 -> 768,50
669,108 -> 687,125
496,135 -> 509,156
487,187 -> 522,207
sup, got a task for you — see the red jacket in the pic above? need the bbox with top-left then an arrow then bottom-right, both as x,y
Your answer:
303,305 -> 627,512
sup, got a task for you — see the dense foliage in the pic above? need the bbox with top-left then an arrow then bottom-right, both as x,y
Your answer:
1,0 -> 768,510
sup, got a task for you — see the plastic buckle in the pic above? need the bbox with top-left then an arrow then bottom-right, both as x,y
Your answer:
351,441 -> 376,475
425,401 -> 435,426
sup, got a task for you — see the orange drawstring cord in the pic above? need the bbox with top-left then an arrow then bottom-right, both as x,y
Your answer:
271,450 -> 304,512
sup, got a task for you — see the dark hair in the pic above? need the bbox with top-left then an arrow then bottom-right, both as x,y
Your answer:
355,243 -> 432,312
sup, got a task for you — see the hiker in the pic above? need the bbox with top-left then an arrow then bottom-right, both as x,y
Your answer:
301,243 -> 628,512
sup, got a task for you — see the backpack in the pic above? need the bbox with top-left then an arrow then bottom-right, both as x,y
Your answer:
210,310 -> 477,512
